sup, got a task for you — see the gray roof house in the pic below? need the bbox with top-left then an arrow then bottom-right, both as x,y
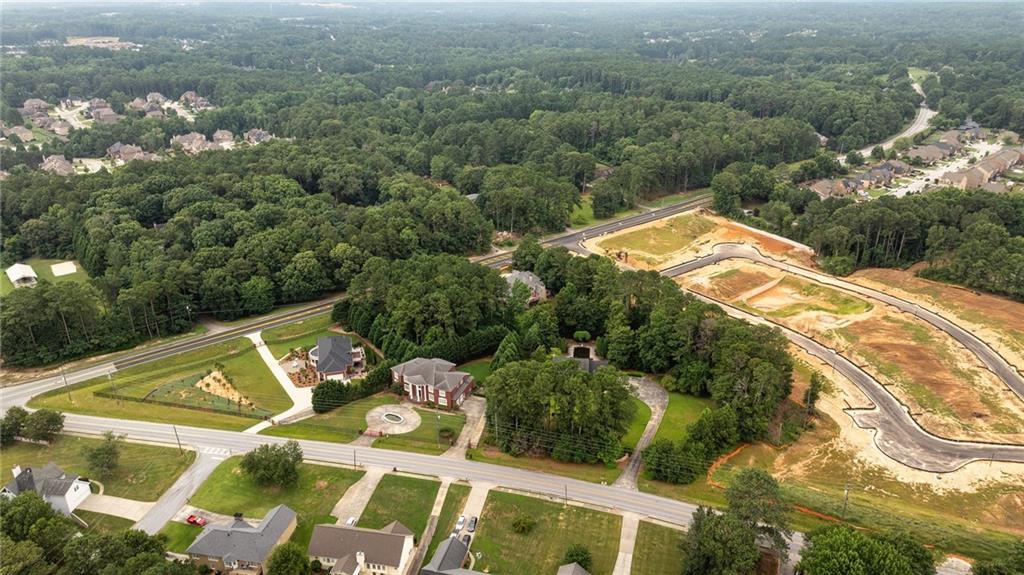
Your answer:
309,335 -> 365,382
308,521 -> 415,575
556,563 -> 593,575
41,155 -> 75,176
1,463 -> 92,515
423,537 -> 591,575
187,505 -> 297,575
502,270 -> 547,304
390,358 -> 474,410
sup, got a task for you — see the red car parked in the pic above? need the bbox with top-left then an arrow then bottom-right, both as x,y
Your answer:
186,515 -> 207,526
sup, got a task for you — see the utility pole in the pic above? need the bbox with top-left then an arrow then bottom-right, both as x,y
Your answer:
61,365 -> 71,401
108,371 -> 120,405
353,449 -> 357,469
172,425 -> 183,454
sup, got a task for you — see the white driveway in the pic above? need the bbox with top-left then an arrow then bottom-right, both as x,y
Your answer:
243,332 -> 312,433
77,494 -> 155,521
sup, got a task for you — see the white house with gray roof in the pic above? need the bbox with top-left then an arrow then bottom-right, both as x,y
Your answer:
186,505 -> 297,574
390,358 -> 474,411
2,463 -> 91,515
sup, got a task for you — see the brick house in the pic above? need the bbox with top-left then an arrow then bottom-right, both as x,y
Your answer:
390,358 -> 474,410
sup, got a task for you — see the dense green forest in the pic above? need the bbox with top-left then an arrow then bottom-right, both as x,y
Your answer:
3,3 -> 1023,365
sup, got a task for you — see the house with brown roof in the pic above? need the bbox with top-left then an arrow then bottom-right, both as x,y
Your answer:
940,148 -> 1023,190
4,126 -> 35,142
391,358 -> 475,410
107,142 -> 161,163
904,144 -> 947,165
244,128 -> 274,144
213,129 -> 234,146
147,92 -> 167,104
809,178 -> 858,199
92,108 -> 120,124
308,522 -> 415,575
20,98 -> 51,115
129,97 -> 148,112
41,155 -> 75,176
171,132 -> 214,155
49,120 -> 72,136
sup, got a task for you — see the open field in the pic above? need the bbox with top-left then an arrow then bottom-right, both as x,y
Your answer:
652,392 -> 715,444
1,258 -> 91,296
680,259 -> 1024,443
263,315 -> 334,359
850,267 -> 1024,370
31,337 -> 289,429
357,474 -> 440,540
75,510 -> 136,534
0,436 -> 195,500
585,211 -> 815,271
189,457 -> 364,547
425,483 -> 472,559
261,394 -> 399,442
631,521 -> 686,575
456,358 -> 493,385
471,490 -> 622,575
467,444 -> 622,485
372,408 -> 466,456
570,193 -> 644,227
622,397 -> 652,450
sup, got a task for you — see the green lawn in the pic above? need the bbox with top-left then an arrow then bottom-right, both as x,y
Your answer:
639,189 -> 709,209
159,521 -> 203,552
30,337 -> 289,429
631,521 -> 686,575
358,474 -> 440,541
652,393 -> 715,443
189,457 -> 364,548
261,394 -> 399,443
0,436 -> 195,500
570,194 -> 644,228
426,483 -> 472,559
1,258 -> 91,297
373,408 -> 466,456
467,445 -> 621,485
262,315 -> 336,359
75,510 -> 136,534
597,213 -> 714,261
456,358 -> 493,385
472,491 -> 622,575
622,397 -> 652,451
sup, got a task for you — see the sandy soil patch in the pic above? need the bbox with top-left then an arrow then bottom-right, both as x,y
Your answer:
850,267 -> 1024,372
680,260 -> 1024,444
50,261 -> 77,277
195,370 -> 254,408
583,211 -> 816,271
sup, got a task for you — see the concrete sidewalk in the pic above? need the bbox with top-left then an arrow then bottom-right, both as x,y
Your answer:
330,466 -> 384,524
443,397 -> 486,459
244,332 -> 313,434
78,494 -> 155,521
612,512 -> 640,575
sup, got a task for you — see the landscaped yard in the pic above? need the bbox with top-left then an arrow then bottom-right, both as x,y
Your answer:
621,397 -> 652,451
456,358 -> 493,385
471,491 -> 622,575
425,483 -> 472,559
631,521 -> 686,575
159,521 -> 203,552
652,392 -> 715,443
358,474 -> 440,541
189,457 -> 364,547
261,394 -> 399,443
262,315 -> 336,359
1,258 -> 91,297
75,510 -> 136,534
0,436 -> 195,500
30,337 -> 290,429
466,445 -> 621,484
373,408 -> 466,456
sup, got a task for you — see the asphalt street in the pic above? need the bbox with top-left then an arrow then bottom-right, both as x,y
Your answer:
662,244 -> 1024,472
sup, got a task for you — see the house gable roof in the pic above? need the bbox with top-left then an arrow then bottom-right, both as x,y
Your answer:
308,523 -> 411,568
3,463 -> 80,497
391,358 -> 470,392
5,263 -> 38,283
315,336 -> 355,374
186,504 -> 296,564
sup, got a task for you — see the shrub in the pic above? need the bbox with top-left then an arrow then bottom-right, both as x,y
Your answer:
572,330 -> 591,342
563,544 -> 593,571
511,513 -> 536,534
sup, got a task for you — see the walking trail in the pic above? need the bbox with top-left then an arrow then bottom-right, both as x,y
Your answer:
243,332 -> 313,434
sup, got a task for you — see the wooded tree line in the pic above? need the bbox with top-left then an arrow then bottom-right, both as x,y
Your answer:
736,179 -> 1024,300
1,492 -> 194,575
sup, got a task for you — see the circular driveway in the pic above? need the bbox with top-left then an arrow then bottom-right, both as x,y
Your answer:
365,404 -> 421,435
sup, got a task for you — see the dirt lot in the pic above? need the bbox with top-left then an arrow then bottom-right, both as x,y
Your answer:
680,260 -> 1024,444
850,267 -> 1024,372
585,211 -> 815,271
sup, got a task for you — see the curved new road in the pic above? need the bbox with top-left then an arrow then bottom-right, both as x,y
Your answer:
660,243 -> 1024,472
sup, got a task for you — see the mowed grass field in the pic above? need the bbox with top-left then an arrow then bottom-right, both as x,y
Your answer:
0,258 -> 90,296
261,394 -> 399,443
456,358 -> 493,384
631,521 -> 686,575
621,397 -> 652,451
75,511 -> 136,534
159,521 -> 203,553
597,213 -> 714,260
373,408 -> 466,456
471,491 -> 622,574
262,315 -> 335,359
425,483 -> 472,559
358,474 -> 440,540
652,392 -> 715,444
30,337 -> 289,430
189,457 -> 364,547
467,445 -> 622,484
0,435 -> 195,500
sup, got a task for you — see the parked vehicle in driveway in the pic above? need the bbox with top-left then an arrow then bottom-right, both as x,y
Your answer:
468,516 -> 478,532
462,533 -> 472,546
186,515 -> 207,526
455,515 -> 466,531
